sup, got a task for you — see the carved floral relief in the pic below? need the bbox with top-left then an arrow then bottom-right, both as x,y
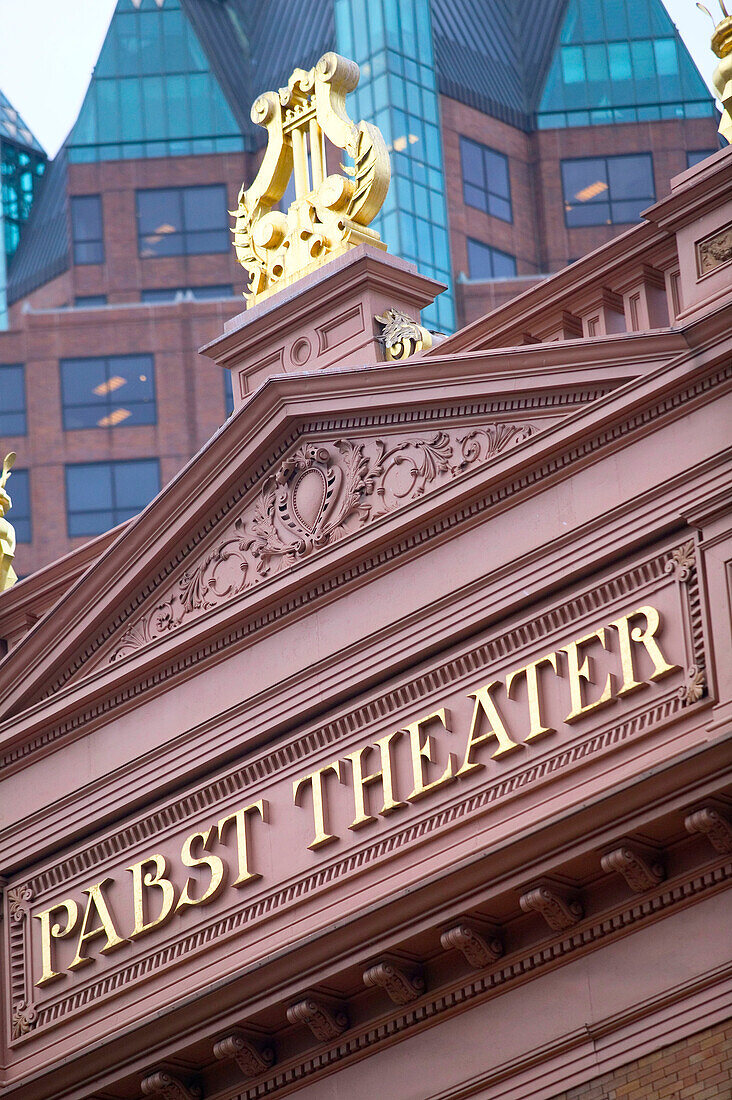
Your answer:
109,423 -> 535,663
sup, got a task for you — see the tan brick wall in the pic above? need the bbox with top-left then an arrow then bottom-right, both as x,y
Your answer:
551,1019 -> 732,1100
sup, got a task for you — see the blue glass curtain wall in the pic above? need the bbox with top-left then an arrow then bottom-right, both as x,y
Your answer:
335,0 -> 455,332
68,0 -> 244,163
537,0 -> 714,128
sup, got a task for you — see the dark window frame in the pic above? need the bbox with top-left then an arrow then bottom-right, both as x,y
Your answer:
459,136 -> 513,223
0,363 -> 27,436
65,458 -> 160,538
136,184 -> 229,258
60,353 -> 157,431
560,153 -> 655,228
70,194 -> 105,265
466,238 -> 517,280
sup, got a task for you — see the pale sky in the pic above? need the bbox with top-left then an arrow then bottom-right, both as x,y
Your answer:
0,0 -> 721,158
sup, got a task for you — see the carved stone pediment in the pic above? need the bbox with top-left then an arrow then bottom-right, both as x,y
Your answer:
97,422 -> 536,667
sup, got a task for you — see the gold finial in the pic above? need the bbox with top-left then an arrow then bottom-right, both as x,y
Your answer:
0,452 -> 18,592
698,0 -> 732,142
232,52 -> 391,307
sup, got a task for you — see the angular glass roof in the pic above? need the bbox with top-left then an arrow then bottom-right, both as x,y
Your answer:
67,0 -> 245,162
0,89 -> 45,154
537,0 -> 715,128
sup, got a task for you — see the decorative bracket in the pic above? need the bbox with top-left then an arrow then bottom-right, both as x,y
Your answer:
7,884 -> 32,922
664,540 -> 696,582
375,308 -> 433,360
362,959 -> 425,1005
685,805 -> 732,854
213,1031 -> 275,1078
519,884 -> 583,931
678,665 -> 706,705
11,1001 -> 37,1040
601,843 -> 665,893
440,923 -> 503,969
140,1071 -> 201,1100
286,998 -> 348,1042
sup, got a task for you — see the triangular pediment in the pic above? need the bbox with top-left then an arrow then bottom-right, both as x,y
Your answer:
0,353 -> 636,720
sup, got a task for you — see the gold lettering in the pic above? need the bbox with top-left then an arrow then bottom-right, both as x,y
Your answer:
562,628 -> 614,723
293,763 -> 344,849
217,800 -> 268,885
34,899 -> 79,987
457,683 -> 520,776
406,709 -> 456,800
611,605 -> 679,696
127,854 -> 177,939
345,731 -> 405,829
505,652 -> 559,742
176,827 -> 226,911
68,880 -> 126,971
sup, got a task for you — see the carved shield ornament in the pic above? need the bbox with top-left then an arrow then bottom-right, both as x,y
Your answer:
232,52 -> 391,305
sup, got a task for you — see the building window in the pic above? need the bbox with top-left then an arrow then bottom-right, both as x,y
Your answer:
0,364 -> 26,436
71,195 -> 104,264
7,468 -> 30,543
686,150 -> 715,168
141,285 -> 234,302
136,185 -> 228,257
561,154 -> 655,226
466,238 -> 517,279
65,459 -> 160,537
224,371 -> 234,417
60,354 -> 156,430
459,137 -> 512,222
75,295 -> 107,307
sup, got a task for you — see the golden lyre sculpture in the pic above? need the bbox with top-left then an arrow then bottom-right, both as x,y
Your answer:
232,52 -> 391,306
698,0 -> 732,142
0,452 -> 18,592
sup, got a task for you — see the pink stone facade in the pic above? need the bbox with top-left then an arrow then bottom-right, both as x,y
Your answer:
0,149 -> 730,1100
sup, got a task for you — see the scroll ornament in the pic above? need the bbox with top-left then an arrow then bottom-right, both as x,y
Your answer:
375,308 -> 434,360
233,52 -> 390,306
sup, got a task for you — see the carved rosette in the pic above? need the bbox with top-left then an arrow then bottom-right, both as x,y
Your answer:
11,1001 -> 37,1040
140,1071 -> 201,1100
440,924 -> 504,969
107,423 -> 536,663
375,308 -> 433,360
286,998 -> 348,1042
685,806 -> 732,854
213,1032 -> 275,1077
664,541 -> 695,583
519,885 -> 583,931
7,884 -> 32,922
601,845 -> 665,893
678,665 -> 706,705
362,960 -> 425,1004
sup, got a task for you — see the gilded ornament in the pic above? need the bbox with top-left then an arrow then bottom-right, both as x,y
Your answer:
698,1 -> 732,142
0,452 -> 18,592
375,308 -> 433,360
233,52 -> 390,306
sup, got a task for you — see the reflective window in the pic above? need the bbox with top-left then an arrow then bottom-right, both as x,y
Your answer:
141,284 -> 234,302
6,468 -> 30,543
71,195 -> 104,265
686,149 -> 715,167
0,138 -> 45,263
459,137 -> 512,222
75,295 -> 107,307
561,154 -> 655,226
136,185 -> 228,257
60,354 -> 156,430
65,459 -> 160,537
466,239 -> 517,279
224,371 -> 234,417
0,364 -> 26,435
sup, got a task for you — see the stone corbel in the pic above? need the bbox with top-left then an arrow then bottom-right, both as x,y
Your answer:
519,883 -> 583,931
213,1030 -> 275,1078
685,805 -> 732,854
664,540 -> 696,582
140,1071 -> 201,1100
362,959 -> 425,1004
286,997 -> 348,1042
440,922 -> 503,969
601,843 -> 665,893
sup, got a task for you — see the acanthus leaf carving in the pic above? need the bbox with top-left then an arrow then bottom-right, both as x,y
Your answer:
140,1071 -> 201,1100
519,884 -> 583,931
362,960 -> 425,1004
440,923 -> 504,969
286,997 -> 348,1042
108,423 -> 535,663
11,1001 -> 37,1040
664,540 -> 696,582
685,805 -> 732,854
600,844 -> 665,893
678,665 -> 706,705
7,884 -> 32,922
213,1030 -> 275,1077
